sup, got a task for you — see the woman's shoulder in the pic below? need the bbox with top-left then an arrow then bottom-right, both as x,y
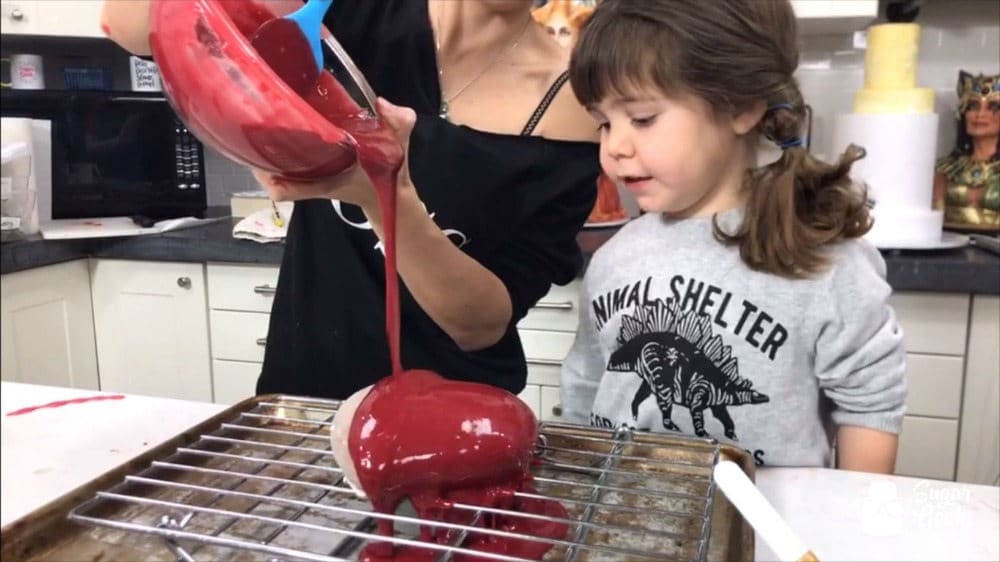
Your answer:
521,34 -> 598,143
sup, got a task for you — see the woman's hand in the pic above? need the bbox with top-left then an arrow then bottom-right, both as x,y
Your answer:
253,97 -> 419,211
253,163 -> 377,207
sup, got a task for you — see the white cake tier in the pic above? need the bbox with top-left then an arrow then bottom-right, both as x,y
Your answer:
866,208 -> 944,248
832,113 -> 939,210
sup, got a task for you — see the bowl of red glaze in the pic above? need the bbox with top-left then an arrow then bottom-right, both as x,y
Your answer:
149,0 -> 360,180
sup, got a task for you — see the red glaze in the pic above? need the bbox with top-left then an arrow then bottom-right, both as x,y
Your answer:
6,395 -> 125,417
149,0 -> 358,179
348,370 -> 567,561
250,18 -> 322,96
149,1 -> 404,356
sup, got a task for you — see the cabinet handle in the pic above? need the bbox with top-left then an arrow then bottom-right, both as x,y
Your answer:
551,404 -> 563,417
253,284 -> 277,295
527,358 -> 562,367
10,8 -> 23,21
535,301 -> 573,311
256,338 -> 267,346
177,276 -> 192,289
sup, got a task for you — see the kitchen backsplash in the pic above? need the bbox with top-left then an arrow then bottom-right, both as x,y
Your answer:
207,0 -> 1000,208
798,0 -> 1000,161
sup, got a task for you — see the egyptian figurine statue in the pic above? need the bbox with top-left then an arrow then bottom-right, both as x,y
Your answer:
933,71 -> 1000,231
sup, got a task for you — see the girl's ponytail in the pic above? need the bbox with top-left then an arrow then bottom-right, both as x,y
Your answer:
715,103 -> 872,278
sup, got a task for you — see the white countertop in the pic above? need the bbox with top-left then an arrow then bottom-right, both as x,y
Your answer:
0,382 -> 226,530
1,382 -> 997,561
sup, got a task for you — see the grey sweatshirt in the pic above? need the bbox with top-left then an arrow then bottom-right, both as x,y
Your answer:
561,210 -> 907,467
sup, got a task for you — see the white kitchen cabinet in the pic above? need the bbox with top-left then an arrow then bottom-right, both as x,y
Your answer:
0,1 -> 40,35
791,0 -> 878,34
212,359 -> 261,405
206,263 -> 280,404
540,385 -> 565,423
0,0 -> 102,37
90,259 -> 212,402
0,260 -> 99,390
518,384 -> 541,420
956,295 -> 1000,486
889,293 -> 971,356
896,416 -> 960,481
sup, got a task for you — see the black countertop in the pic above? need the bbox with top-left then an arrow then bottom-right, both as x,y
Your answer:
3,219 -> 999,295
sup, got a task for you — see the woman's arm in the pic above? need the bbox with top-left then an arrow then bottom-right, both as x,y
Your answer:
368,185 -> 513,351
101,0 -> 153,55
256,99 -> 512,351
837,425 -> 899,474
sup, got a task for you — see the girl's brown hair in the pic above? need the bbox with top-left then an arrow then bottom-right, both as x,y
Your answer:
569,0 -> 871,278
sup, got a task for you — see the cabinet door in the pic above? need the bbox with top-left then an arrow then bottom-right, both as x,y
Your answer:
540,385 -> 565,423
0,1 -> 41,35
90,259 -> 212,402
0,260 -> 99,389
2,0 -> 103,37
212,359 -> 261,405
518,384 -> 541,420
957,295 -> 1000,485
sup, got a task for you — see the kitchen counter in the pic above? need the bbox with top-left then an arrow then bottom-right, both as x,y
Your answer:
1,382 -> 997,561
2,219 -> 999,294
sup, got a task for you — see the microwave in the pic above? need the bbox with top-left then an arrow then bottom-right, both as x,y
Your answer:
0,90 -> 206,221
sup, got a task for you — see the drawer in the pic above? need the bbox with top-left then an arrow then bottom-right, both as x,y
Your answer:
890,293 -> 969,356
905,353 -> 963,418
520,329 -> 575,363
518,384 -> 541,420
207,264 -> 281,312
540,385 -> 565,423
212,359 -> 261,405
210,310 -> 270,362
895,416 -> 959,481
526,361 -> 562,387
518,280 -> 581,332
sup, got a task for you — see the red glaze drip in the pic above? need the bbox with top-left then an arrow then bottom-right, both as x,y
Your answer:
232,5 -> 405,370
348,370 -> 568,561
6,394 -> 125,417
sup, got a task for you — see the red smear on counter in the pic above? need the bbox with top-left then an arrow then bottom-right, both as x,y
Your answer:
348,370 -> 567,561
6,395 -> 126,417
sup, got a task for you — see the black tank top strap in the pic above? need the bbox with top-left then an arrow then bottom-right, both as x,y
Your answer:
520,71 -> 570,137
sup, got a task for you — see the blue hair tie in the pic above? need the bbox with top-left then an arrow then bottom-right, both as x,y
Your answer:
767,103 -> 797,113
778,137 -> 804,149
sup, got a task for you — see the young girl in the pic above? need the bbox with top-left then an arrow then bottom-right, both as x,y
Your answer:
561,0 -> 907,474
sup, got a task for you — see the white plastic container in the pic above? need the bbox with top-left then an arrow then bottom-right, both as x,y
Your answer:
1,137 -> 37,241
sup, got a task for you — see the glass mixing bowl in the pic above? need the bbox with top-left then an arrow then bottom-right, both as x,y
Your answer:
149,0 -> 366,180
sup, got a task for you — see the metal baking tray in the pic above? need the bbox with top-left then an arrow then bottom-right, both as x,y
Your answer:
1,394 -> 755,561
